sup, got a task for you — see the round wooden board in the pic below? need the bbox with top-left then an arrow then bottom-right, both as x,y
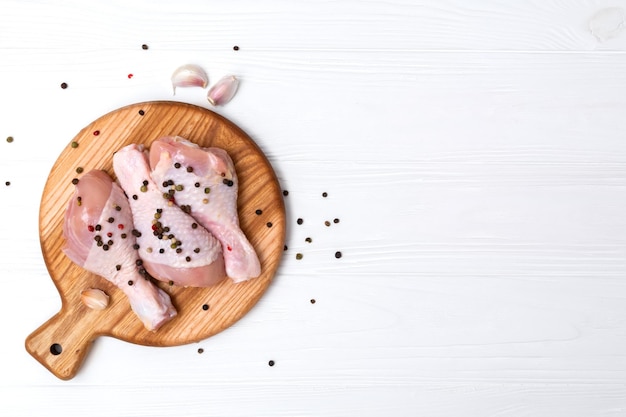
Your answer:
25,101 -> 285,380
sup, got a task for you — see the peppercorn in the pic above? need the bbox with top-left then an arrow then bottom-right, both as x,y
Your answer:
297,218 -> 303,225
204,187 -> 210,194
223,178 -> 234,187
187,166 -> 193,173
255,209 -> 262,215
107,217 -> 114,223
296,253 -> 303,260
132,194 -> 138,200
76,167 -> 83,174
128,280 -> 133,286
140,185 -> 147,192
191,222 -> 198,229
133,244 -> 140,250
194,182 -> 200,188
174,162 -> 181,169
175,184 -> 184,191
71,178 -> 79,185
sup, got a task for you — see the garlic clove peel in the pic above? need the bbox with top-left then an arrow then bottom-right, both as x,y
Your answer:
171,64 -> 209,95
207,75 -> 239,106
81,288 -> 110,310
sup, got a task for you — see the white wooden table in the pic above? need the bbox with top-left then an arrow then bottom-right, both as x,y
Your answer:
1,1 -> 626,415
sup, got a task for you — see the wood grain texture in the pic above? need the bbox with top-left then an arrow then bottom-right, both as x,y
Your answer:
25,101 -> 285,380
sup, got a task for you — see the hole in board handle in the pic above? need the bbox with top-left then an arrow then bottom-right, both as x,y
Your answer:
50,343 -> 63,356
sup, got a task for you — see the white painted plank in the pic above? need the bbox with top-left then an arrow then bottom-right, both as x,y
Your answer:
1,0 -> 626,51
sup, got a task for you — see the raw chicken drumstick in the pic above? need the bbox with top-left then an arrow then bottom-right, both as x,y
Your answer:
149,136 -> 261,283
113,144 -> 226,287
62,170 -> 177,331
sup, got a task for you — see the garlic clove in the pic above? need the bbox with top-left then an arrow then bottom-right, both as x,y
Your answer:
80,288 -> 110,310
207,75 -> 239,106
171,64 -> 209,95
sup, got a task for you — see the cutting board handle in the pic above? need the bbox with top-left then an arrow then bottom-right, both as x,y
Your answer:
25,307 -> 96,380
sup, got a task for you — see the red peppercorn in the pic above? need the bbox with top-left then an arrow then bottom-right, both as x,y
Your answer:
87,225 -> 94,232
118,224 -> 124,230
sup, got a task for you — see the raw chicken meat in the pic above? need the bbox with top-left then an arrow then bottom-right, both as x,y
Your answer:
149,136 -> 261,283
62,170 -> 177,331
113,144 -> 226,287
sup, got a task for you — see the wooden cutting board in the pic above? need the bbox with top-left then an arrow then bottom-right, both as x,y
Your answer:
25,101 -> 286,380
